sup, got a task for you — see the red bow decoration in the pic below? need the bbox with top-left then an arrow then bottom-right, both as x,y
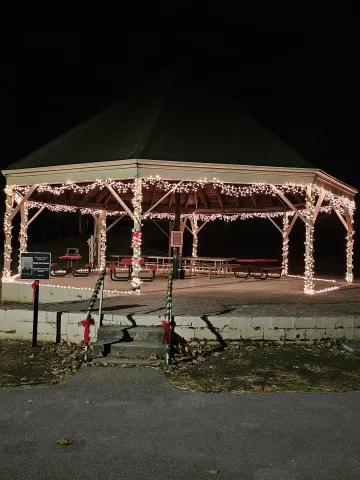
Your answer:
81,318 -> 95,344
132,231 -> 141,247
32,280 -> 39,303
161,320 -> 176,345
18,233 -> 21,242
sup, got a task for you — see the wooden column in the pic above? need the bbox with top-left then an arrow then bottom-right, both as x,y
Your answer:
343,205 -> 354,283
304,185 -> 315,294
168,221 -> 173,257
131,178 -> 142,292
282,212 -> 289,275
173,192 -> 181,278
18,201 -> 29,273
99,210 -> 107,270
190,215 -> 199,258
3,186 -> 14,277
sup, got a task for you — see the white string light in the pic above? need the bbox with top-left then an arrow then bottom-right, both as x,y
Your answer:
18,201 -> 28,274
304,187 -> 315,294
191,215 -> 198,258
12,177 -> 356,213
3,187 -> 13,278
346,229 -> 354,283
282,213 -> 289,276
100,214 -> 107,270
131,178 -> 142,293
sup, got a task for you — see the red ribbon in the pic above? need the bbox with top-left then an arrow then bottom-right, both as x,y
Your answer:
132,231 -> 141,247
32,280 -> 39,303
81,318 -> 95,344
162,320 -> 176,345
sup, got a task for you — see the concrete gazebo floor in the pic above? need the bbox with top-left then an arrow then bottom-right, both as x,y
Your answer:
4,275 -> 360,317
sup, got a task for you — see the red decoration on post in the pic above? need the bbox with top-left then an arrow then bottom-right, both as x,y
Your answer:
81,318 -> 95,344
32,280 -> 39,303
162,320 -> 176,345
132,231 -> 140,247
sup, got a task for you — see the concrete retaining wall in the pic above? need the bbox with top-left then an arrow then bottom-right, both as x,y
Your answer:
1,281 -> 119,303
1,309 -> 359,343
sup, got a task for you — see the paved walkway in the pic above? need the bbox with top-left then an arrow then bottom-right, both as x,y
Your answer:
1,368 -> 360,479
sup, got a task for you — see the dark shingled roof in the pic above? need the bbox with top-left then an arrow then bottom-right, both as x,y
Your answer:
7,77 -> 315,171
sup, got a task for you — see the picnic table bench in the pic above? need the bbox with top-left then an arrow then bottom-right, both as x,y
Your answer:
233,259 -> 282,280
107,258 -> 156,282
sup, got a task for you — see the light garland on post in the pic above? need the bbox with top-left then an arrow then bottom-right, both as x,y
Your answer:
131,178 -> 142,293
345,229 -> 354,283
304,186 -> 315,294
282,213 -> 289,276
191,214 -> 199,258
99,211 -> 107,270
3,186 -> 14,278
18,201 -> 29,274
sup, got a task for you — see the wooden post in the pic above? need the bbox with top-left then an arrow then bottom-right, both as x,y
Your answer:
99,210 -> 107,270
343,205 -> 354,283
18,201 -> 29,274
3,186 -> 14,278
304,185 -> 315,294
282,212 -> 289,275
190,215 -> 199,258
131,178 -> 142,292
168,221 -> 173,257
173,192 -> 181,278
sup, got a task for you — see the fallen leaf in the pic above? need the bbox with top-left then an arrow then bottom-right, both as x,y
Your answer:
207,469 -> 220,475
56,438 -> 73,446
253,385 -> 263,392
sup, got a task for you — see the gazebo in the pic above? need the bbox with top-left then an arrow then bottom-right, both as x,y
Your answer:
2,79 -> 357,299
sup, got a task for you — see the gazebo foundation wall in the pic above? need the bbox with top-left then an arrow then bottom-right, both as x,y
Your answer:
1,282 -> 119,304
1,310 -> 359,344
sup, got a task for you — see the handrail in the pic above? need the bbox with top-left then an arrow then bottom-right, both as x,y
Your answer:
82,267 -> 106,361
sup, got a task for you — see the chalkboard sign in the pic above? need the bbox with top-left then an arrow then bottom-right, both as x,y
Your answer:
20,252 -> 51,280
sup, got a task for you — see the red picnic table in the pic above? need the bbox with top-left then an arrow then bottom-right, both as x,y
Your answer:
234,259 -> 282,280
51,255 -> 93,277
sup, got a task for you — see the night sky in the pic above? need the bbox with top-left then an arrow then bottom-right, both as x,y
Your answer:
2,2 -> 360,207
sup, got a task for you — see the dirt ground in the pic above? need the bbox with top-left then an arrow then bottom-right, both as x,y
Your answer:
166,341 -> 360,393
0,340 -> 83,388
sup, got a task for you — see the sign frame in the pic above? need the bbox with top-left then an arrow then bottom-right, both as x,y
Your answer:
20,252 -> 51,281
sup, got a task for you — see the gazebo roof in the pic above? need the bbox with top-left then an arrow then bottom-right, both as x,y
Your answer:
7,78 -> 315,171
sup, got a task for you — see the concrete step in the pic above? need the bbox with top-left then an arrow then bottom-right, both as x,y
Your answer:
110,341 -> 165,359
96,326 -> 163,343
92,357 -> 162,367
127,327 -> 163,343
96,326 -> 127,343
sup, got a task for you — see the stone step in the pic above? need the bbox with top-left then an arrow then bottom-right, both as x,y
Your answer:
110,341 -> 165,359
92,357 -> 162,367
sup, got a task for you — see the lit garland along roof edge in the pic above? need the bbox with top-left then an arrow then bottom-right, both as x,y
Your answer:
9,176 -> 355,215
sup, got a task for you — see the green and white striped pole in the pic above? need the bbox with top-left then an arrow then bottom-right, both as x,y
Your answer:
81,267 -> 106,361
